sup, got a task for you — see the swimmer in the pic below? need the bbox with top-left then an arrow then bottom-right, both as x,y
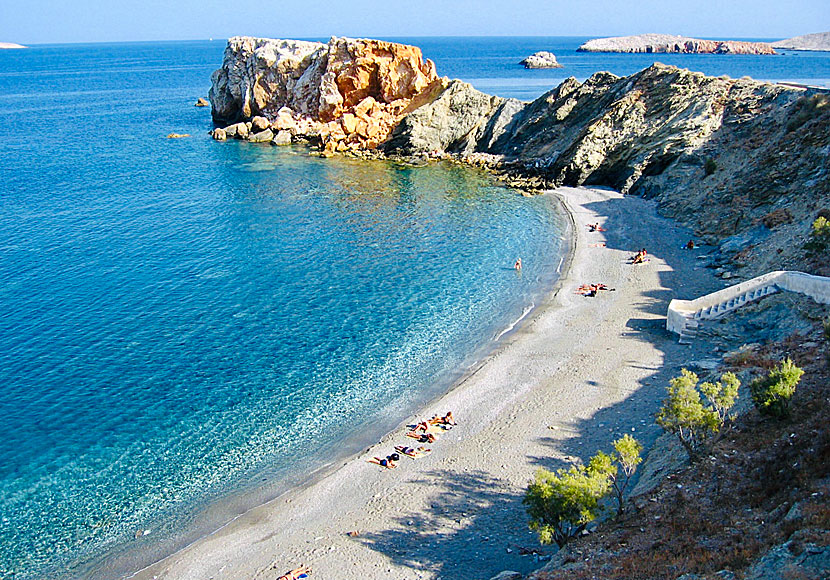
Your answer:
514,258 -> 522,270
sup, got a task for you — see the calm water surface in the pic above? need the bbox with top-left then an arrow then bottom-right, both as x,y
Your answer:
1,37 -> 828,578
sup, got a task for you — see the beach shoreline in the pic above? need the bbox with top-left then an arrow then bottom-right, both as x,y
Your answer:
122,185 -> 725,580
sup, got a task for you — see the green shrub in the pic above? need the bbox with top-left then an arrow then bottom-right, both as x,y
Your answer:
804,216 -> 830,255
524,461 -> 612,547
749,358 -> 804,418
704,157 -> 718,176
656,369 -> 740,460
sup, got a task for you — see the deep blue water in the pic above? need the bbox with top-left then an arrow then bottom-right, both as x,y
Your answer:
0,37 -> 828,579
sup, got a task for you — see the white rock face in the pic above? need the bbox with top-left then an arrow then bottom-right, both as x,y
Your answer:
577,33 -> 776,54
0,42 -> 26,49
520,51 -> 563,69
772,31 -> 830,52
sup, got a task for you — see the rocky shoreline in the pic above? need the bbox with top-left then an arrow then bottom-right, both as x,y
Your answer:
773,31 -> 830,52
577,33 -> 776,54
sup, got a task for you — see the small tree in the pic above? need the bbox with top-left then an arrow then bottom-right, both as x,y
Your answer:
749,358 -> 804,418
804,216 -> 830,255
524,461 -> 611,548
609,434 -> 643,516
656,369 -> 739,461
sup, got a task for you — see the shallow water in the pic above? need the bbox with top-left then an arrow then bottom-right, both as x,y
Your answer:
1,37 -> 827,578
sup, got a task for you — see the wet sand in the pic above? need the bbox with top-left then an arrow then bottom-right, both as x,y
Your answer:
129,186 -> 724,580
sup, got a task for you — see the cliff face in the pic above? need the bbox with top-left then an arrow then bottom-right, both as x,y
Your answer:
578,34 -> 776,55
209,36 -> 440,151
387,63 -> 829,275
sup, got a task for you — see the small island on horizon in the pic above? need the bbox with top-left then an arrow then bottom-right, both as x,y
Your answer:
577,33 -> 776,54
0,42 -> 26,49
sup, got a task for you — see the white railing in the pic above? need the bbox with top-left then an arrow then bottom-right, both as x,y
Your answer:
667,271 -> 830,342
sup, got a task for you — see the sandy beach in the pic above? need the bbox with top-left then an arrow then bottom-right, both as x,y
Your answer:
127,186 -> 726,580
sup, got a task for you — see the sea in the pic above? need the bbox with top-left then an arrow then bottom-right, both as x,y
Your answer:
0,36 -> 828,579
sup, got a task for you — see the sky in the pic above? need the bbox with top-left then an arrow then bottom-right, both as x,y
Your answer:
1,0 -> 828,45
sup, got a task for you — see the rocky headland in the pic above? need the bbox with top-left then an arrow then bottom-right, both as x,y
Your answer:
577,33 -> 776,54
209,36 -> 442,154
519,51 -> 563,69
773,31 -> 830,52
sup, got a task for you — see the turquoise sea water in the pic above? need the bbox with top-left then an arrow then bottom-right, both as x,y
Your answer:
1,37 -> 828,579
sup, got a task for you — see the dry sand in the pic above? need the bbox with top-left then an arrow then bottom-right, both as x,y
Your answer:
129,186 -> 726,580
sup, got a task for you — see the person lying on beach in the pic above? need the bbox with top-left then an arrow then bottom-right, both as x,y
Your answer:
406,431 -> 437,443
428,411 -> 456,426
587,223 -> 606,232
411,420 -> 431,433
277,564 -> 311,580
395,445 -> 432,458
368,453 -> 400,468
575,283 -> 614,296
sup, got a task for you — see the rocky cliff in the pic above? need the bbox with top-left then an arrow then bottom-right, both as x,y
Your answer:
386,63 -> 829,277
773,31 -> 830,52
578,33 -> 776,54
209,36 -> 441,152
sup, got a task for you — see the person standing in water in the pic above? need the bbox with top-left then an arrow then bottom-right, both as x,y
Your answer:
514,257 -> 522,270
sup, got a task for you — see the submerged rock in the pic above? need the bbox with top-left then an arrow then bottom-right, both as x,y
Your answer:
578,34 -> 776,54
520,51 -> 563,69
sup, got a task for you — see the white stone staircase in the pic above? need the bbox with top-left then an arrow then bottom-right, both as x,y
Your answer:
667,271 -> 830,343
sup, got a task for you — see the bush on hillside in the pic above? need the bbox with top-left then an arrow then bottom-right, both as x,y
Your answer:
656,369 -> 740,460
804,216 -> 830,255
525,462 -> 612,547
749,358 -> 804,418
525,435 -> 643,546
704,157 -> 718,176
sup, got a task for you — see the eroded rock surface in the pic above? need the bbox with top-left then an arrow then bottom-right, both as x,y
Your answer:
772,31 -> 830,52
578,34 -> 776,54
209,36 -> 441,151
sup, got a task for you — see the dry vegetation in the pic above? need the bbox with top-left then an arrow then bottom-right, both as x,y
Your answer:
534,327 -> 829,580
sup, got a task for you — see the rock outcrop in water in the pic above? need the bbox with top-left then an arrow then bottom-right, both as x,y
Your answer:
209,36 -> 441,152
772,31 -> 830,52
520,51 -> 563,69
577,34 -> 776,54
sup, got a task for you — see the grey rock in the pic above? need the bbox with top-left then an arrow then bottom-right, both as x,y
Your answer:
490,572 -> 522,580
248,128 -> 274,142
520,51 -> 563,69
223,122 -> 249,140
745,540 -> 830,580
384,80 -> 508,155
271,130 -> 293,146
212,128 -> 227,141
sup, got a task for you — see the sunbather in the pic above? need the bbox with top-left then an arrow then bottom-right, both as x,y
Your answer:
277,564 -> 311,580
429,411 -> 456,426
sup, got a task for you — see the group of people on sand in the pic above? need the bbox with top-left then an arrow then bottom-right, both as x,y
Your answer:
630,248 -> 648,264
575,282 -> 614,297
587,222 -> 606,232
370,412 -> 456,469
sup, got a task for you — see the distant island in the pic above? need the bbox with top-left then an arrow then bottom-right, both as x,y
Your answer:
577,33 -> 775,54
772,31 -> 830,52
0,42 -> 26,49
520,51 -> 563,69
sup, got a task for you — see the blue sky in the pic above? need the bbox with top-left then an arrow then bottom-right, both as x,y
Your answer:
1,0 -> 828,45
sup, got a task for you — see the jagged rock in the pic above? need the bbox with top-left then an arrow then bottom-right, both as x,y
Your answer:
384,80 -> 520,155
578,34 -> 776,54
212,128 -> 227,141
271,130 -> 292,146
208,36 -> 440,152
745,539 -> 830,580
520,51 -> 563,69
772,31 -> 830,52
195,97 -> 209,107
248,128 -> 274,142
